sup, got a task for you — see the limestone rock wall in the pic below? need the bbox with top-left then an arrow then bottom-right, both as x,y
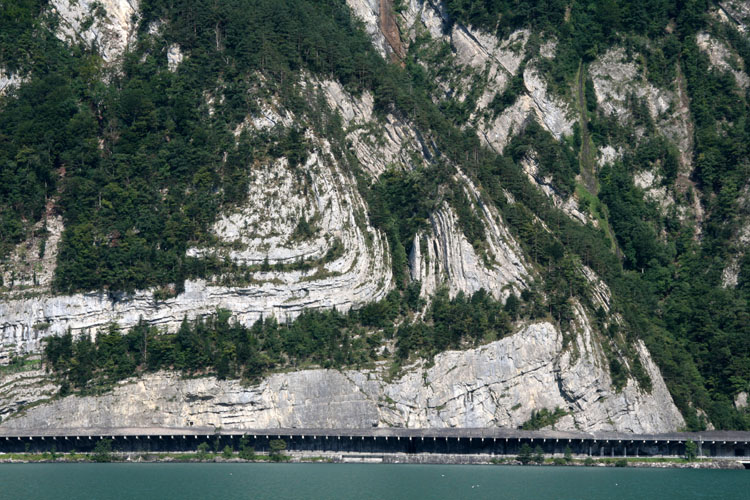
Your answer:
0,321 -> 684,433
349,0 -> 574,154
0,369 -> 59,423
0,0 -> 690,435
409,174 -> 528,300
50,0 -> 139,62
590,47 -> 704,229
319,79 -> 428,178
0,131 -> 393,360
718,1 -> 750,33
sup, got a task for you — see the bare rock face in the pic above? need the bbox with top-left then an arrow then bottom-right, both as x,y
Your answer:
718,1 -> 750,33
590,47 -> 693,175
736,392 -> 748,410
319,79 -> 427,178
0,132 -> 393,360
0,0 -> 689,436
590,48 -> 674,126
0,369 -> 59,423
167,44 -> 183,72
50,0 -> 139,62
348,0 -> 573,153
346,0 -> 389,58
0,321 -> 684,433
590,47 -> 704,229
410,174 -> 528,300
696,32 -> 749,88
0,70 -> 28,96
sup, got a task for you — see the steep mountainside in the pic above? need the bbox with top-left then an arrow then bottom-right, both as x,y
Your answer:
0,0 -> 748,432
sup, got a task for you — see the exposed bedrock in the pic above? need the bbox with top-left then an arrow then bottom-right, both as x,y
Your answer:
0,322 -> 684,433
409,174 -> 529,300
51,0 -> 139,62
0,136 -> 393,360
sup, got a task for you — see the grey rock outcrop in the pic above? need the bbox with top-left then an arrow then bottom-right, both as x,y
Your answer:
590,47 -> 704,229
348,0 -> 573,153
50,0 -> 139,62
0,0 -> 690,436
0,321 -> 684,433
0,70 -> 28,96
409,173 -> 529,300
0,369 -> 59,422
1,134 -> 393,360
718,1 -> 750,33
696,32 -> 749,88
319,78 -> 427,178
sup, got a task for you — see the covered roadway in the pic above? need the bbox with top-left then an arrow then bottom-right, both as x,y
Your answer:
1,428 -> 749,458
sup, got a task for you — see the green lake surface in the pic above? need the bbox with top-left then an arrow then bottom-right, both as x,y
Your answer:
1,463 -> 747,499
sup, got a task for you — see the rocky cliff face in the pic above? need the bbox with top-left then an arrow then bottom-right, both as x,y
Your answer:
0,0 -> 694,433
51,0 -> 139,63
0,0 -> 565,360
0,105 -> 394,360
0,321 -> 684,433
357,0 -> 574,153
409,173 -> 528,300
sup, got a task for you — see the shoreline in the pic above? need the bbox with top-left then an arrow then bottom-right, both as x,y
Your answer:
0,451 -> 746,469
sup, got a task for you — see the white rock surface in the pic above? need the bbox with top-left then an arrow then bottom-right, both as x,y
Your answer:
590,48 -> 693,173
598,145 -> 621,166
590,47 -> 701,224
735,391 -> 748,410
167,44 -> 183,71
718,1 -> 750,33
319,79 -> 425,178
475,66 -> 574,153
1,137 -> 393,360
410,174 -> 528,300
633,170 -> 673,211
590,48 -> 671,123
0,0 -> 689,436
346,0 -> 389,58
696,32 -> 749,88
50,0 -> 139,62
0,321 -> 684,433
348,0 -> 572,153
0,369 -> 59,422
0,70 -> 27,96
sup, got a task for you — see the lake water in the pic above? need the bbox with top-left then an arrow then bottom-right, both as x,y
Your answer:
0,463 -> 747,499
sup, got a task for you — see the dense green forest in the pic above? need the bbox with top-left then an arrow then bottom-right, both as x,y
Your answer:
1,0 -> 749,430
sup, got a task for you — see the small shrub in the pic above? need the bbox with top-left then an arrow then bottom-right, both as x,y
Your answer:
516,443 -> 532,464
533,445 -> 545,464
239,436 -> 256,460
92,439 -> 114,463
269,439 -> 288,462
197,442 -> 211,460
684,440 -> 698,461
